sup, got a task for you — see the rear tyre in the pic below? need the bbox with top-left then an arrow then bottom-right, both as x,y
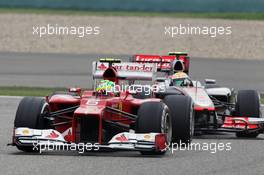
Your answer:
136,102 -> 172,155
163,95 -> 194,144
14,97 -> 50,152
235,90 -> 261,138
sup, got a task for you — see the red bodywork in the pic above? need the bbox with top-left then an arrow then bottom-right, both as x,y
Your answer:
48,88 -> 160,144
12,60 -> 168,154
222,116 -> 259,130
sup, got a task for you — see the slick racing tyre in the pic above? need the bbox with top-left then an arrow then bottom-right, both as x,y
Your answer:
136,102 -> 172,155
14,97 -> 51,152
164,95 -> 194,144
235,90 -> 261,138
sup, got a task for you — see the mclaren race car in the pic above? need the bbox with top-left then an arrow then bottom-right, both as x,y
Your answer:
11,58 -> 193,155
131,52 -> 264,138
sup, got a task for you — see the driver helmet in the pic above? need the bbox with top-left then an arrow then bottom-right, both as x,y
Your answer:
96,80 -> 116,95
170,72 -> 189,86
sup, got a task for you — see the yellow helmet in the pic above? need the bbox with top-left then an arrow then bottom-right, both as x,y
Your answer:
170,72 -> 189,86
171,72 -> 189,79
96,80 -> 116,95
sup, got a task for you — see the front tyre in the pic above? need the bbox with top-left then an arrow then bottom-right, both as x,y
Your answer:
235,90 -> 261,138
136,102 -> 172,155
14,97 -> 51,152
164,95 -> 194,144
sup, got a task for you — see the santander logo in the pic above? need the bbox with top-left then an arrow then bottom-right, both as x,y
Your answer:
97,62 -> 153,72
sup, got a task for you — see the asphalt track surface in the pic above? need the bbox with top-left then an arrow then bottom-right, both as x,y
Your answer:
1,52 -> 264,175
1,97 -> 264,175
0,52 -> 264,92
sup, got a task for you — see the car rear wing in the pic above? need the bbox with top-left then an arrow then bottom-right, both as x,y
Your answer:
131,52 -> 190,74
92,61 -> 157,81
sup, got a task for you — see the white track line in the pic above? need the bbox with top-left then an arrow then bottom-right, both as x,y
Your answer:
0,96 -> 23,99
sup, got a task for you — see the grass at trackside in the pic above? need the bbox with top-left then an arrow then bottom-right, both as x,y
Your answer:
0,86 -> 66,97
0,8 -> 264,20
261,94 -> 264,104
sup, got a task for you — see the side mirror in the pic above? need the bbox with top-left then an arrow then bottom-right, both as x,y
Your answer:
204,79 -> 216,84
69,87 -> 81,96
192,80 -> 202,87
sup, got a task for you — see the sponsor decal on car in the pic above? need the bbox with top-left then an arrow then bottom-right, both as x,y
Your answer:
46,131 -> 59,139
22,129 -> 30,135
96,62 -> 154,72
115,134 -> 128,142
143,134 -> 151,141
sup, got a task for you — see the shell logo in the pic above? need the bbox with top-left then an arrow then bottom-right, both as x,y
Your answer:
22,129 -> 29,135
144,134 -> 151,140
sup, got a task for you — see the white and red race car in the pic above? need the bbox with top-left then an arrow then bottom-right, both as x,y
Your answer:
131,52 -> 264,138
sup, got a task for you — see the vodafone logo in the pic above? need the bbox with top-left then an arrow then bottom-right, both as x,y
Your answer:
134,55 -> 176,70
135,55 -> 175,63
135,56 -> 161,62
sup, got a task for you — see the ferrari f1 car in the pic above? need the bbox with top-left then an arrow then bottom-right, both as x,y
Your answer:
131,52 -> 264,138
11,58 -> 193,155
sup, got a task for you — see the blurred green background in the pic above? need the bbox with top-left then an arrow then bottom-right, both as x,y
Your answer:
0,0 -> 264,12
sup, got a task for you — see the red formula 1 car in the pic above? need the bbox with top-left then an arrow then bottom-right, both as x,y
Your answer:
131,52 -> 264,138
11,59 -> 193,155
